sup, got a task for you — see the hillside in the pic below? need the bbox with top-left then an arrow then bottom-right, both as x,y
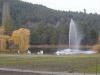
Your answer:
0,0 -> 100,45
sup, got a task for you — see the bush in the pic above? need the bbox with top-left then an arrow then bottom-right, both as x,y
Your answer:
92,44 -> 100,53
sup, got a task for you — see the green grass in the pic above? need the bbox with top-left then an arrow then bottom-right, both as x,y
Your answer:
0,54 -> 100,73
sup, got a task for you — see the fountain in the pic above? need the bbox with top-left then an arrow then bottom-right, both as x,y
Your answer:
69,19 -> 81,50
56,19 -> 96,55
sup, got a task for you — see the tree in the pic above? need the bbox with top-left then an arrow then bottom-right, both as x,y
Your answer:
89,29 -> 98,45
2,1 -> 13,35
0,0 -> 100,45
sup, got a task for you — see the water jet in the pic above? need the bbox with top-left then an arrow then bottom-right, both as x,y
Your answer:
56,19 -> 96,55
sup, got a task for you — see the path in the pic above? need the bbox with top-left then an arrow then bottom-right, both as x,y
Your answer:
0,68 -> 99,75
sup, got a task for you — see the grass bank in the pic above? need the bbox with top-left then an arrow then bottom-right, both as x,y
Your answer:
0,54 -> 100,73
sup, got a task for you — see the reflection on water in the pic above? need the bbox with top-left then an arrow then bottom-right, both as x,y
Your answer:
29,47 -> 91,55
29,47 -> 58,54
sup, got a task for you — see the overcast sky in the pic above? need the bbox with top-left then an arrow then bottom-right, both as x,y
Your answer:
22,0 -> 100,14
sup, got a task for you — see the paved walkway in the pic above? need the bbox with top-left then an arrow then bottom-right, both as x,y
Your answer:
0,68 -> 99,75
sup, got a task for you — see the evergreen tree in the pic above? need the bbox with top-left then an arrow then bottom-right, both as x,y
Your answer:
2,1 -> 13,35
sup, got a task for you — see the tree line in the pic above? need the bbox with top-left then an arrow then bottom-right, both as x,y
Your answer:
0,0 -> 99,45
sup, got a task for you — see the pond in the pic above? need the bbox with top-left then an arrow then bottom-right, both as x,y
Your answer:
29,46 -> 91,55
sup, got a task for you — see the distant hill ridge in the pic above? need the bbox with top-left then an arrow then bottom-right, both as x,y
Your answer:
0,0 -> 99,45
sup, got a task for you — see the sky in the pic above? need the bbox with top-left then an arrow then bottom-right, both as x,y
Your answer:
22,0 -> 100,14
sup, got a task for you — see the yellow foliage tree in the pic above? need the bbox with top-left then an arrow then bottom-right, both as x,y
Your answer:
0,35 -> 10,51
11,28 -> 30,54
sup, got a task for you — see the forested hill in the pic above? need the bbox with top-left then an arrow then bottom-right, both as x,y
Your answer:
0,0 -> 100,45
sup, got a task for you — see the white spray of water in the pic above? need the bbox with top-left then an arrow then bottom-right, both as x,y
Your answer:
69,19 -> 81,50
55,19 -> 96,55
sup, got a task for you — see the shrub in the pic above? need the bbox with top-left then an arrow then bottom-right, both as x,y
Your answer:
92,44 -> 100,53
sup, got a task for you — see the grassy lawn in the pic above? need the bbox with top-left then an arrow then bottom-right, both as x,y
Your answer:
0,54 -> 100,73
